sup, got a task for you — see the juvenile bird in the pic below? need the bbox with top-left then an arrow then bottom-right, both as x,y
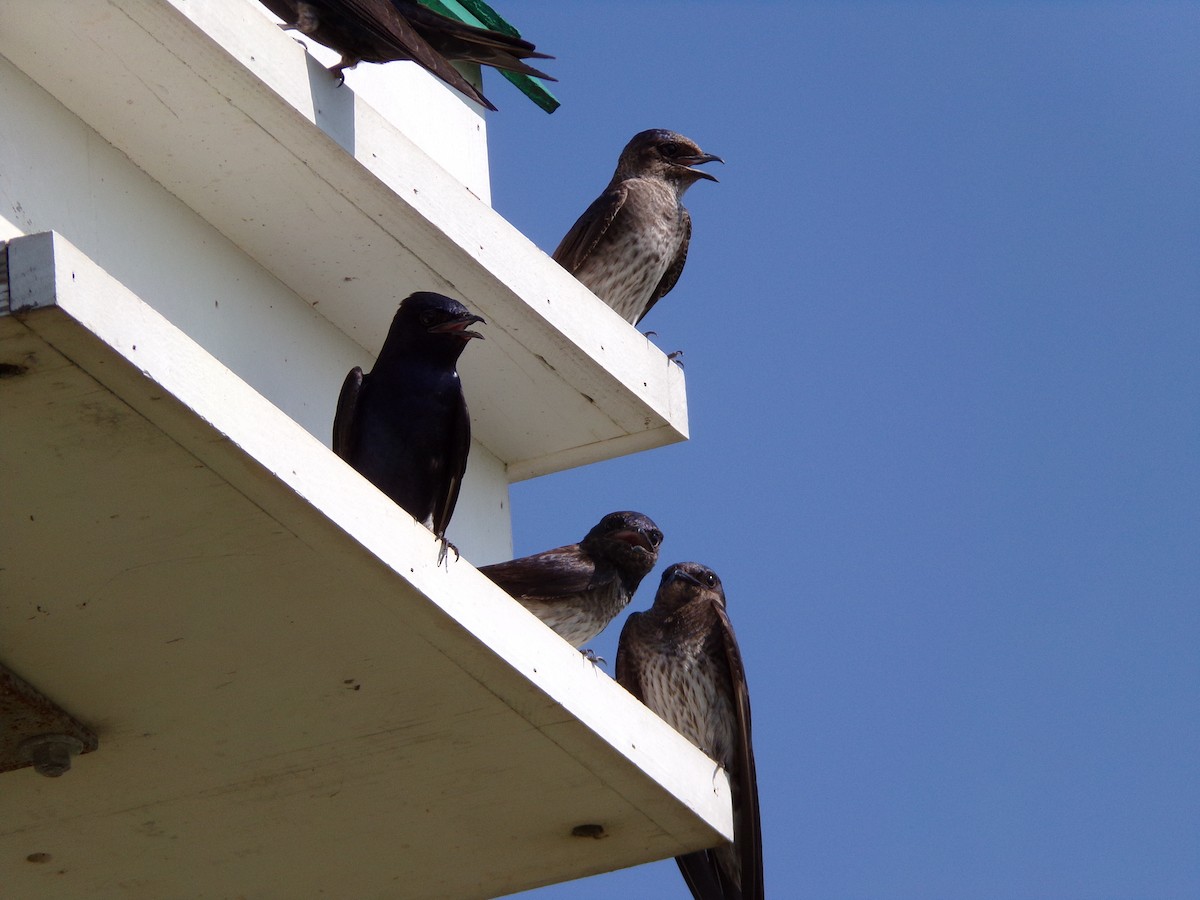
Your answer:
617,563 -> 763,900
259,0 -> 554,110
479,511 -> 663,647
333,292 -> 483,560
553,129 -> 722,324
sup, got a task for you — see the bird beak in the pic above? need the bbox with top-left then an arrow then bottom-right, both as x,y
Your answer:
680,152 -> 723,182
613,529 -> 656,552
664,566 -> 702,587
429,315 -> 486,341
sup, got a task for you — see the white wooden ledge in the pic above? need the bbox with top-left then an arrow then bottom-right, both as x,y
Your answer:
0,232 -> 727,899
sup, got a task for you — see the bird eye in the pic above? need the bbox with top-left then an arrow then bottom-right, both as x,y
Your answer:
419,311 -> 437,326
659,141 -> 680,157
649,530 -> 663,546
704,572 -> 717,586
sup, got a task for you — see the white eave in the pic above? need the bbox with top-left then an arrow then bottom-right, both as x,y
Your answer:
0,231 -> 728,898
0,0 -> 687,481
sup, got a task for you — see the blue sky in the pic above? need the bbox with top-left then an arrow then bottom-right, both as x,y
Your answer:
479,3 -> 1198,898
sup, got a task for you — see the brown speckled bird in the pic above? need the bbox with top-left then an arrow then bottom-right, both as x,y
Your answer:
259,0 -> 554,110
553,129 -> 722,324
479,511 -> 663,647
617,562 -> 763,900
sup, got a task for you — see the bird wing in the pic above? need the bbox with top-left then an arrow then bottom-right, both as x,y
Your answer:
348,0 -> 498,108
614,612 -> 646,702
258,0 -> 299,25
331,0 -> 424,48
479,545 -> 599,603
398,1 -> 555,79
638,207 -> 691,324
274,0 -> 497,109
675,851 -> 728,900
552,184 -> 629,275
332,366 -> 364,460
429,388 -> 471,541
715,601 -> 764,900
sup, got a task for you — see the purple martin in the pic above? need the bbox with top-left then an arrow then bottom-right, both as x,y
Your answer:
552,130 -> 722,325
333,292 -> 483,560
479,511 -> 663,647
259,0 -> 554,110
617,563 -> 763,900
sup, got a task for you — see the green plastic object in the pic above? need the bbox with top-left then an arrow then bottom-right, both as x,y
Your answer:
420,0 -> 560,113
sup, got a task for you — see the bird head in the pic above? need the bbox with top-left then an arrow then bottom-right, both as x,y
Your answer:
654,562 -> 726,612
617,130 -> 723,189
384,292 -> 485,362
582,511 -> 663,581
406,292 -> 485,340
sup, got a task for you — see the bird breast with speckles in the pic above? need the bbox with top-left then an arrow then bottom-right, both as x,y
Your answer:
518,579 -> 630,648
632,619 -> 738,768
573,180 -> 688,324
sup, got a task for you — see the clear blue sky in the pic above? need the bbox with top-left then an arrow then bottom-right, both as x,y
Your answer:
480,3 -> 1198,898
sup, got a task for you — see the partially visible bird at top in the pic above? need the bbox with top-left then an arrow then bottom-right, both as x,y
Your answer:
333,292 -> 483,563
258,0 -> 554,110
617,562 -> 764,900
479,511 -> 664,648
552,129 -> 723,325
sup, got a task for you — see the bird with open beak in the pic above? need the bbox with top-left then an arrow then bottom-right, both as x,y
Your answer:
479,511 -> 663,648
553,129 -> 723,325
333,292 -> 483,563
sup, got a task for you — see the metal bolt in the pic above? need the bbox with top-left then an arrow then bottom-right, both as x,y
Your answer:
20,734 -> 84,777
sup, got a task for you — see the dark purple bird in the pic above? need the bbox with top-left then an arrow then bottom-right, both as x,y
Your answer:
617,563 -> 763,900
553,130 -> 722,324
259,0 -> 554,110
333,292 -> 483,560
479,511 -> 663,647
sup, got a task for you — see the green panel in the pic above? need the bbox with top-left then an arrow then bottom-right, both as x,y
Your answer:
419,0 -> 560,113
